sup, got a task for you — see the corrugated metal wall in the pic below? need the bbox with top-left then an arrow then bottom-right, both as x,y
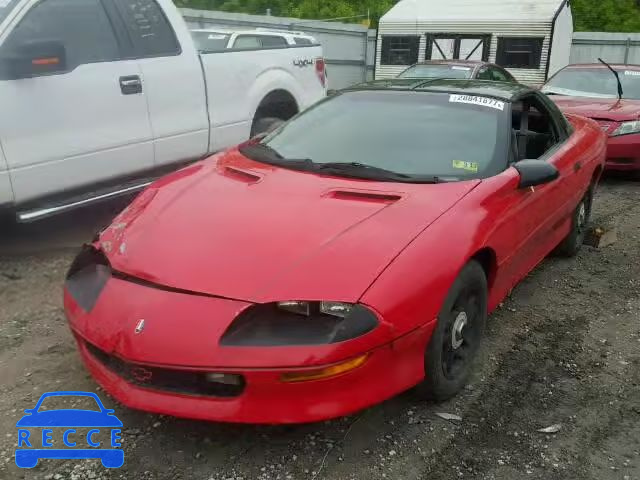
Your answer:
375,21 -> 553,86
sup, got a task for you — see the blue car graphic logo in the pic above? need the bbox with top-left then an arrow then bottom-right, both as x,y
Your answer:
15,391 -> 124,469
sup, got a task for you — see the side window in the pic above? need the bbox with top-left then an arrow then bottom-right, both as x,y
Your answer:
511,96 -> 560,161
233,35 -> 262,49
496,37 -> 544,69
114,0 -> 180,58
2,0 -> 121,72
260,35 -> 287,48
476,67 -> 492,80
294,37 -> 312,46
490,68 -> 511,82
380,36 -> 420,66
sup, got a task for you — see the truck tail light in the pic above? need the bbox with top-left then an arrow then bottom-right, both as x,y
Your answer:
315,57 -> 326,88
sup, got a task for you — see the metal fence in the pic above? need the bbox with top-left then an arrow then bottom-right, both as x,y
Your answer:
570,32 -> 640,66
180,9 -> 640,88
180,8 -> 375,90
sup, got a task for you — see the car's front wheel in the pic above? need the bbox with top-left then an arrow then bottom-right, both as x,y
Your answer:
417,260 -> 488,401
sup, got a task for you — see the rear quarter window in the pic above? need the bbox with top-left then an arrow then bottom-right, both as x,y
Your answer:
114,0 -> 181,58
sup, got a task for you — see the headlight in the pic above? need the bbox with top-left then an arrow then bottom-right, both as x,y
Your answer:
220,301 -> 379,346
65,245 -> 111,312
612,120 -> 640,136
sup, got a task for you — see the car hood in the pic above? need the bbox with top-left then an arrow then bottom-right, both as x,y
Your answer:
16,410 -> 122,428
99,151 -> 480,303
549,96 -> 640,122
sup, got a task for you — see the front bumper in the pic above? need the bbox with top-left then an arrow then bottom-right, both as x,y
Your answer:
606,133 -> 640,171
73,326 -> 431,424
65,276 -> 433,424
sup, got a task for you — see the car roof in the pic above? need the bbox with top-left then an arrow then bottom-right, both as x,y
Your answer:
345,79 -> 535,102
409,60 -> 487,67
190,28 -> 314,39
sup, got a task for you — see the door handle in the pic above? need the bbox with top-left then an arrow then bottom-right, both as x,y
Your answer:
574,162 -> 582,172
119,75 -> 142,95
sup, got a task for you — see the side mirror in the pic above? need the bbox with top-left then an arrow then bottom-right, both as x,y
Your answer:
5,40 -> 67,80
513,160 -> 559,188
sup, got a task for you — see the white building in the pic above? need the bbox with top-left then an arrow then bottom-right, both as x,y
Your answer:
376,0 -> 573,85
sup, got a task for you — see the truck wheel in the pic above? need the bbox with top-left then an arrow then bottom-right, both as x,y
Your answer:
251,117 -> 284,137
416,260 -> 487,401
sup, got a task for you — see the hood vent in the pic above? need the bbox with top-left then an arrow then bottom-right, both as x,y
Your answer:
327,190 -> 404,204
223,166 -> 263,184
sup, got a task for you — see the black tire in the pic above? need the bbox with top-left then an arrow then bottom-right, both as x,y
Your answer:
251,117 -> 284,137
556,187 -> 593,257
416,260 -> 488,401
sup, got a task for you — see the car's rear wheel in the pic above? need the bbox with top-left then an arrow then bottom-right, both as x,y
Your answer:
556,188 -> 593,257
417,260 -> 487,401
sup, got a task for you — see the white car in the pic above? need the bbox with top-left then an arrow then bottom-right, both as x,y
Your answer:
0,0 -> 326,222
190,28 -> 319,51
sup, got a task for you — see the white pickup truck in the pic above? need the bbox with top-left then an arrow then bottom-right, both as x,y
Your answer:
0,0 -> 326,222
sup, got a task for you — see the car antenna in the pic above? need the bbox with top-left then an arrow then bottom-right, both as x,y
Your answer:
598,58 -> 623,100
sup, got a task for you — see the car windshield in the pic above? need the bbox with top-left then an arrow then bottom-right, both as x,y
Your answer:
0,0 -> 20,24
543,68 -> 640,100
191,31 -> 230,52
246,90 -> 509,182
398,64 -> 473,80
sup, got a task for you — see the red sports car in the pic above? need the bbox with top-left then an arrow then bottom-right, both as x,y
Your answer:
542,63 -> 640,175
64,80 -> 606,424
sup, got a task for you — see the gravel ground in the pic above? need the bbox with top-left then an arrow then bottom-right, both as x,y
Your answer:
0,176 -> 638,480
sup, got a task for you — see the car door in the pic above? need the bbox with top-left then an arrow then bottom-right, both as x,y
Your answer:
513,94 -> 577,264
0,0 -> 154,204
112,0 -> 209,167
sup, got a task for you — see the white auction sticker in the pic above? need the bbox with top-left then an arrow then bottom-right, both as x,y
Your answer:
624,70 -> 640,76
451,66 -> 471,71
449,94 -> 505,111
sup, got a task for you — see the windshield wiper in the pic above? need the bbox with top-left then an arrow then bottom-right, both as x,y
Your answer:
240,147 -> 443,183
316,162 -> 442,184
598,57 -> 624,100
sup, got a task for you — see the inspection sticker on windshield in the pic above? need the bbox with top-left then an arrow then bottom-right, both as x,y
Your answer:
452,160 -> 479,173
449,94 -> 505,111
624,70 -> 640,76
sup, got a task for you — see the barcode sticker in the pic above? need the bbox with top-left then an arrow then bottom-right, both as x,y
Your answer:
449,94 -> 505,111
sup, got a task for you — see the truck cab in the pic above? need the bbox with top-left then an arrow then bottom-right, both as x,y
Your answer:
0,0 -> 325,222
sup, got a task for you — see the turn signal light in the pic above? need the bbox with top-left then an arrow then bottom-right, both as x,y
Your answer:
280,354 -> 369,383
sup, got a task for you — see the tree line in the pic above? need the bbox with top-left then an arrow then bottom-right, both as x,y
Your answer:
175,0 -> 640,32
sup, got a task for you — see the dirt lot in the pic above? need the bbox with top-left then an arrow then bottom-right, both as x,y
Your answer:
0,177 -> 638,480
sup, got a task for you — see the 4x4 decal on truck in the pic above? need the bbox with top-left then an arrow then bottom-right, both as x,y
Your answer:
293,58 -> 315,68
